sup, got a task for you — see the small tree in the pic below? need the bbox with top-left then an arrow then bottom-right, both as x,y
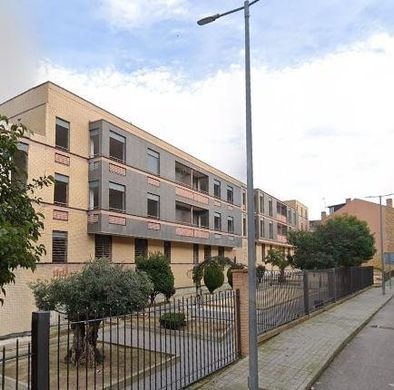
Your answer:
265,249 -> 290,282
203,262 -> 224,294
256,265 -> 266,283
136,252 -> 175,304
0,115 -> 53,303
31,259 -> 153,366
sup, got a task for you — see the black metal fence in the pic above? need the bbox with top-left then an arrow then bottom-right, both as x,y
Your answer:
1,290 -> 238,390
257,266 -> 374,335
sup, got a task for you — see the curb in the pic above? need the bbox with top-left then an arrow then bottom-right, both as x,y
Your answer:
305,293 -> 393,390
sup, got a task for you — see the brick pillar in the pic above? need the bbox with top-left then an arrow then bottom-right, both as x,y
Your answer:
232,269 -> 249,357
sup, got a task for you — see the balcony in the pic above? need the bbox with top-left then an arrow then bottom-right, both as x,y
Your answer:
175,161 -> 209,194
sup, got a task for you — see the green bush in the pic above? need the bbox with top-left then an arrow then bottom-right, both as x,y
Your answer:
159,312 -> 186,330
204,262 -> 224,294
256,265 -> 266,283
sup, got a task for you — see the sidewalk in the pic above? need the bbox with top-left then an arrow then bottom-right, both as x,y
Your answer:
190,286 -> 393,390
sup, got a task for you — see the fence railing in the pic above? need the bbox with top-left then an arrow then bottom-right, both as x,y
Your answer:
257,266 -> 374,335
1,290 -> 238,390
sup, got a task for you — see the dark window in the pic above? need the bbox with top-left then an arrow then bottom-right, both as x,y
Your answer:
54,173 -> 69,206
192,170 -> 209,193
193,207 -> 209,228
259,196 -> 264,214
269,222 -> 274,239
268,198 -> 273,217
52,231 -> 67,263
55,118 -> 69,150
260,219 -> 265,238
214,212 -> 222,231
13,143 -> 28,186
242,216 -> 247,236
227,186 -> 234,203
89,181 -> 99,210
175,161 -> 191,186
95,235 -> 112,259
193,244 -> 199,264
164,241 -> 171,262
135,239 -> 148,260
218,246 -> 225,258
214,179 -> 221,198
109,182 -> 125,212
176,202 -> 192,224
90,129 -> 99,157
227,217 -> 234,233
204,245 -> 211,260
109,131 -> 126,163
242,192 -> 246,206
147,193 -> 160,218
147,149 -> 160,175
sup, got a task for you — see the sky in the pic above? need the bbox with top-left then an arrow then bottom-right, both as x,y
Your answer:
1,0 -> 394,219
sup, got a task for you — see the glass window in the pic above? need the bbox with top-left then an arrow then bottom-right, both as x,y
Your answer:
164,241 -> 171,262
214,179 -> 221,198
204,245 -> 211,260
260,219 -> 265,238
147,149 -> 160,175
135,239 -> 148,260
227,186 -> 234,203
242,216 -> 247,236
52,231 -> 67,263
214,212 -> 222,231
269,222 -> 274,239
54,173 -> 69,206
259,196 -> 264,214
95,235 -> 112,259
218,246 -> 225,258
227,217 -> 234,233
193,244 -> 199,264
90,129 -> 99,157
89,181 -> 99,210
109,131 -> 126,162
13,143 -> 28,186
175,162 -> 191,186
147,193 -> 160,218
242,192 -> 246,206
268,198 -> 273,216
109,182 -> 125,212
55,118 -> 69,150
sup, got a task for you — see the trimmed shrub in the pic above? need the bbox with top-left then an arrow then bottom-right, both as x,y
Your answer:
227,263 -> 246,288
204,262 -> 224,294
159,312 -> 186,330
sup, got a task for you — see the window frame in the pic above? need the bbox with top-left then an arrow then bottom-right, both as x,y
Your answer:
109,181 -> 126,212
55,117 -> 70,151
227,216 -> 234,234
89,180 -> 99,210
214,212 -> 222,231
227,185 -> 234,204
95,234 -> 112,260
147,148 -> 160,176
109,131 -> 126,163
54,173 -> 69,207
213,179 -> 221,198
147,193 -> 160,219
52,230 -> 68,263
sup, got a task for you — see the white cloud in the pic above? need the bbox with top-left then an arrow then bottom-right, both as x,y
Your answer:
99,0 -> 190,28
35,32 -> 394,219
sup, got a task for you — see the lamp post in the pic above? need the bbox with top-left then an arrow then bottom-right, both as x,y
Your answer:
197,2 -> 260,389
365,192 -> 394,295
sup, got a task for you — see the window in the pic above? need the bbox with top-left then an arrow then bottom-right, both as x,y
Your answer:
109,131 -> 126,163
204,245 -> 211,260
175,162 -> 191,186
214,179 -> 221,198
227,186 -> 234,203
89,181 -> 99,210
55,118 -> 69,150
214,212 -> 222,231
90,129 -> 99,157
163,241 -> 171,261
268,198 -> 273,216
176,202 -> 192,224
147,193 -> 160,218
135,239 -> 148,260
260,219 -> 265,238
192,170 -> 209,193
218,246 -> 225,258
13,143 -> 28,186
54,173 -> 69,206
95,235 -> 112,259
52,231 -> 67,263
259,196 -> 264,214
227,216 -> 234,233
242,216 -> 247,236
269,222 -> 274,239
193,244 -> 199,264
242,192 -> 246,207
147,149 -> 160,175
109,182 -> 125,212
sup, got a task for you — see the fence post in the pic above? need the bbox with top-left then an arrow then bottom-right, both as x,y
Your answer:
232,269 -> 249,357
350,267 -> 354,294
32,311 -> 50,390
303,271 -> 310,315
333,268 -> 337,302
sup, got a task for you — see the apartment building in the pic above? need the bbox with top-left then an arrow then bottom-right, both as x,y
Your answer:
323,198 -> 394,271
0,82 -> 244,335
284,199 -> 309,230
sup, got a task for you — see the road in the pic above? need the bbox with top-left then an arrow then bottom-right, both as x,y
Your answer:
314,294 -> 394,390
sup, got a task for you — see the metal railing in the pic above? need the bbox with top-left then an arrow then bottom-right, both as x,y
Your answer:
1,290 -> 238,390
257,266 -> 374,335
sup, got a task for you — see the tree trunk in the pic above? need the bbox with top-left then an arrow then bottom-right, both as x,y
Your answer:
65,320 -> 102,367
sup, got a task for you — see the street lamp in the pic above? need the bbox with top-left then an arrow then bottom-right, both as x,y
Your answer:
365,192 -> 394,295
197,1 -> 261,389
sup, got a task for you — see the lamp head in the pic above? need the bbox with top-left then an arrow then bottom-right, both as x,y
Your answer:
197,14 -> 220,25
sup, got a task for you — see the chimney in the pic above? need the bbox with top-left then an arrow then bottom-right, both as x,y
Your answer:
321,211 -> 327,220
387,198 -> 393,208
346,198 -> 351,204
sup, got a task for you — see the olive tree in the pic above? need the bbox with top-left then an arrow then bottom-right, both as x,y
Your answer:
31,259 -> 153,366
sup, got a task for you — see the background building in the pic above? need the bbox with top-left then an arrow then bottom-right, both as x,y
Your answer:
284,199 -> 309,231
